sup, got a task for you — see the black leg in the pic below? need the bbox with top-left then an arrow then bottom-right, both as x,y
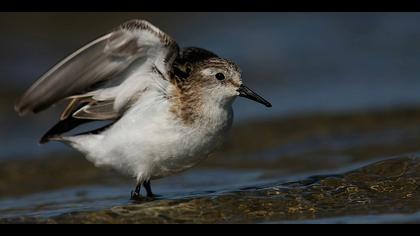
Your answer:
130,183 -> 142,200
143,180 -> 154,198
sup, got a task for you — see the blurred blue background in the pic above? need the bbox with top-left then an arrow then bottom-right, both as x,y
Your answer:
1,12 -> 420,160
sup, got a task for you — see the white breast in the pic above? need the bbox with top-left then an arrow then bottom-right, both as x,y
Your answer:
68,89 -> 234,183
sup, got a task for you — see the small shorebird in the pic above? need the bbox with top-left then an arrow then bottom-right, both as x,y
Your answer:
15,19 -> 271,199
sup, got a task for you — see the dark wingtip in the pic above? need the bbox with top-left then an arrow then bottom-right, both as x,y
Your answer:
39,135 -> 63,144
39,133 -> 53,144
39,137 -> 49,144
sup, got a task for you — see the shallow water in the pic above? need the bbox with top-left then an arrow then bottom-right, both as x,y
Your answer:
0,170 -> 266,219
2,155 -> 420,224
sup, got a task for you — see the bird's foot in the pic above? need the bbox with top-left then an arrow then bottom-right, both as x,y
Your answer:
130,190 -> 144,201
130,191 -> 159,202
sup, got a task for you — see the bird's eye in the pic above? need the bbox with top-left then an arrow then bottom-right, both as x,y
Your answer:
215,73 -> 225,80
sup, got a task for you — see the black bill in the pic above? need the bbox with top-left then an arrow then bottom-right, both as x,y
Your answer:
237,85 -> 272,108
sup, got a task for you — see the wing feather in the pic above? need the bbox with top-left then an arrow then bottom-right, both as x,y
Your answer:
72,100 -> 119,120
15,19 -> 179,119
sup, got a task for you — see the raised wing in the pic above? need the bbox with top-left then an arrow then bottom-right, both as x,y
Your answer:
15,19 -> 179,117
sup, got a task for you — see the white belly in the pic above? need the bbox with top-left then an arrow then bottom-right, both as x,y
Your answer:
68,98 -> 233,183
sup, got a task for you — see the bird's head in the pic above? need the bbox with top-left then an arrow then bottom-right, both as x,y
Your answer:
174,48 -> 272,109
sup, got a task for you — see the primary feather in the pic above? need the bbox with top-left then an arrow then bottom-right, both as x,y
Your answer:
15,19 -> 179,119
